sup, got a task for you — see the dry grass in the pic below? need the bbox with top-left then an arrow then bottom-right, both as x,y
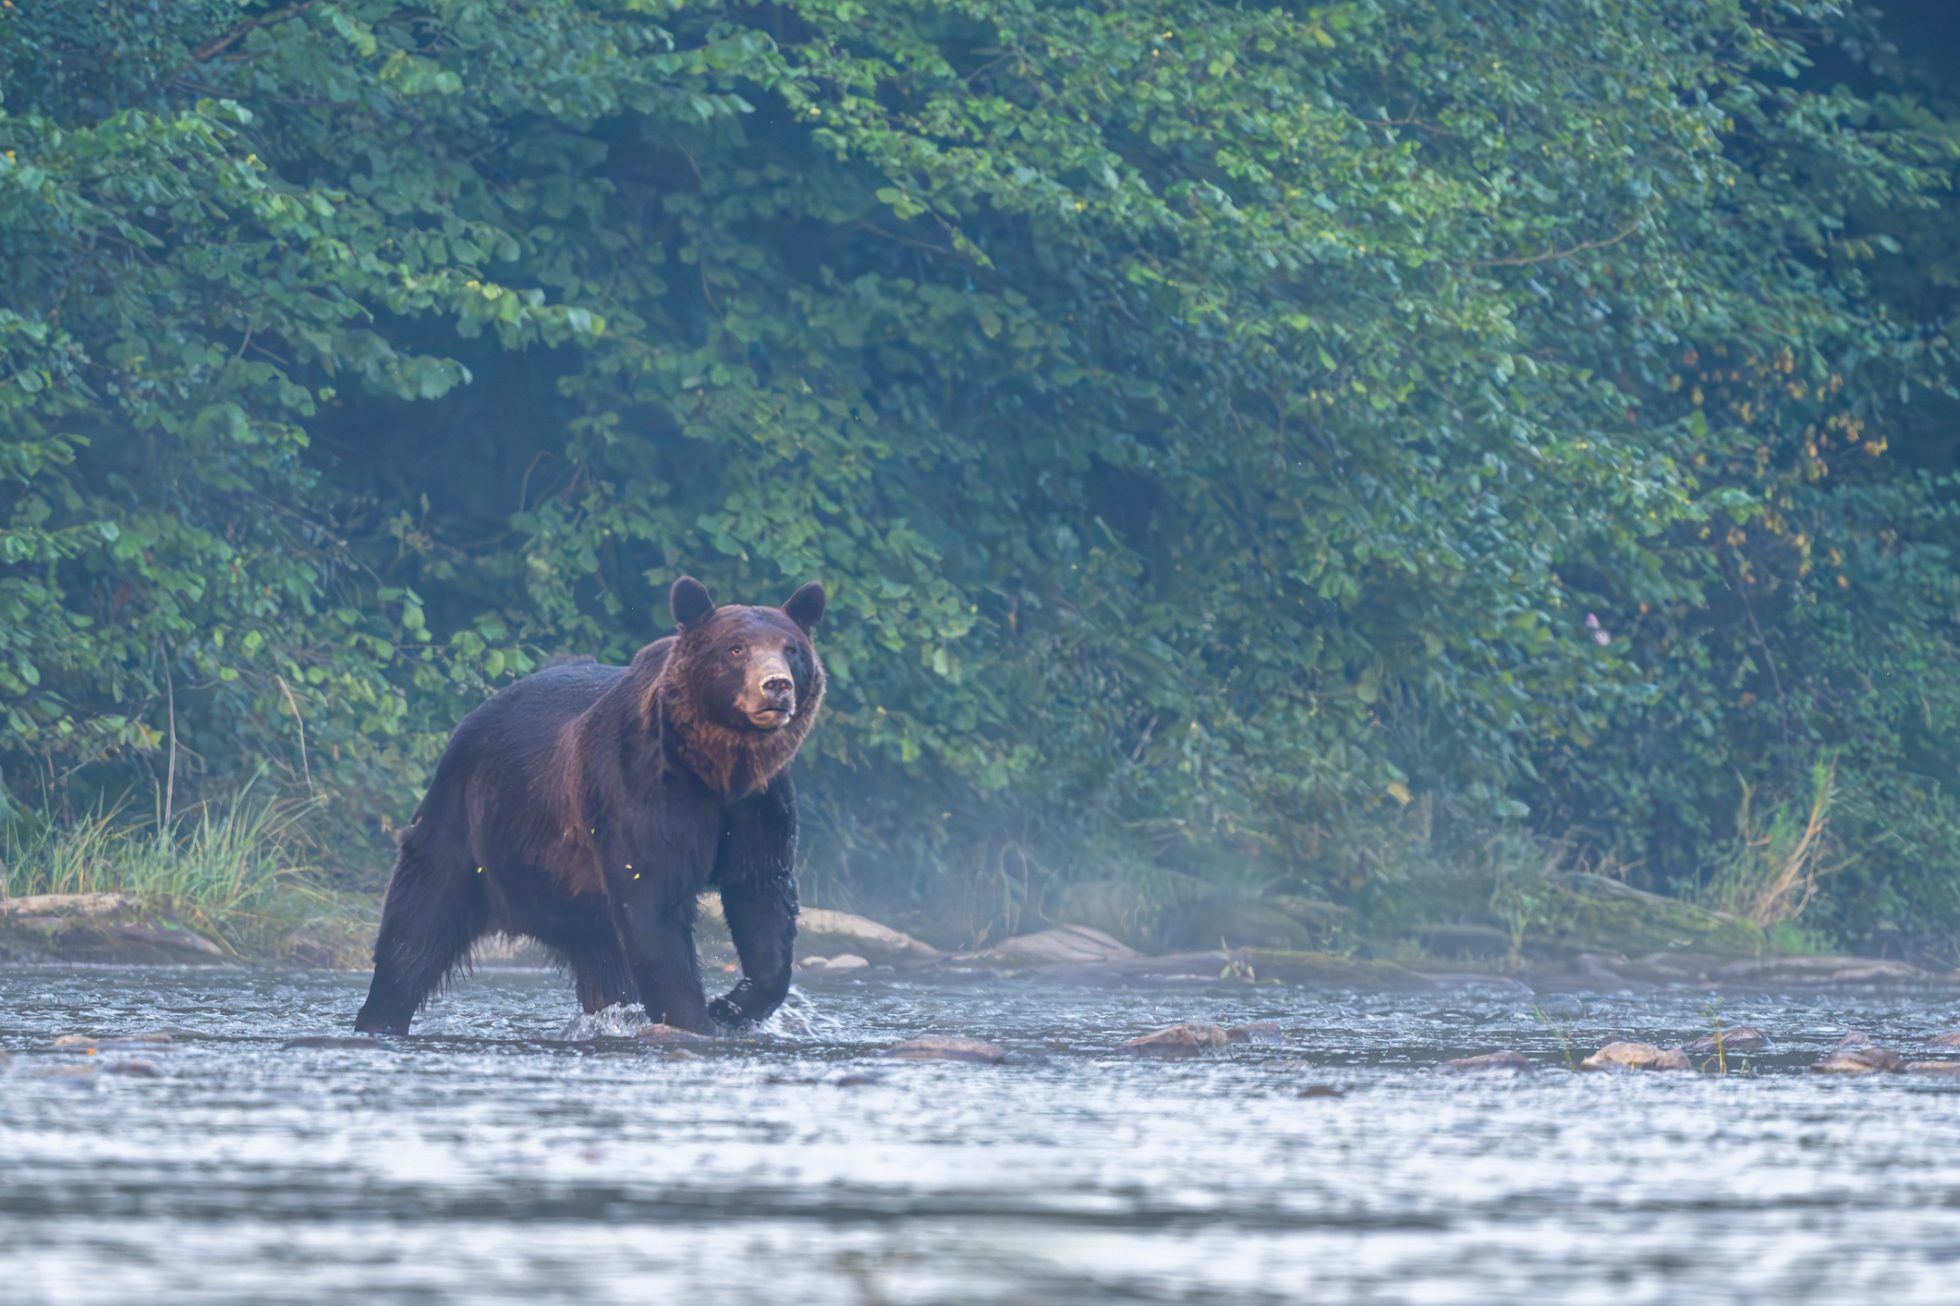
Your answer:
1707,758 -> 1841,929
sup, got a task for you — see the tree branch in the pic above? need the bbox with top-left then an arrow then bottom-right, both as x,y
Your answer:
1472,207 -> 1655,269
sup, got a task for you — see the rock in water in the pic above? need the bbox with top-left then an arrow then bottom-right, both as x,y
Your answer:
1716,955 -> 1933,985
635,1024 -> 712,1045
1683,1025 -> 1770,1055
1579,1041 -> 1692,1072
1119,1023 -> 1230,1058
1443,1051 -> 1533,1074
1225,1022 -> 1283,1045
1905,1061 -> 1960,1075
1928,1030 -> 1960,1047
958,925 -> 1139,968
1811,1046 -> 1903,1075
882,1035 -> 1006,1064
822,954 -> 871,972
53,1031 -> 174,1053
280,1036 -> 385,1051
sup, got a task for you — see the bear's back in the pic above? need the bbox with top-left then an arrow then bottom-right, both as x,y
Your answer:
447,660 -> 630,771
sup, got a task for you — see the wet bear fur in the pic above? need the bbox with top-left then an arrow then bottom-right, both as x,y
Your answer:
354,577 -> 826,1035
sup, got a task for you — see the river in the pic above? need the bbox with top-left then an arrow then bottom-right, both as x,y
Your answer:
4,965 -> 1959,1303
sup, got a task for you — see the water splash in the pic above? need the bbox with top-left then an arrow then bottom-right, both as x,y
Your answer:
753,986 -> 845,1039
554,1002 -> 647,1040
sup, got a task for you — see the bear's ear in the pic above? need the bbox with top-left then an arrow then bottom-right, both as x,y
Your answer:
782,581 -> 826,633
670,576 -> 715,630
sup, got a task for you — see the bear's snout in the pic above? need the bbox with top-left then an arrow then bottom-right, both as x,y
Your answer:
742,654 -> 797,727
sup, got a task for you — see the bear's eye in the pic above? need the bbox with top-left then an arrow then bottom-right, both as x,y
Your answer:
727,644 -> 746,660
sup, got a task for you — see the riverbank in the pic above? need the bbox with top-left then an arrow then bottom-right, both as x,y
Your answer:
1,889 -> 1948,992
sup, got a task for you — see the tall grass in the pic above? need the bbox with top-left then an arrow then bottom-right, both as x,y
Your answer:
0,783 -> 344,955
1705,757 -> 1841,933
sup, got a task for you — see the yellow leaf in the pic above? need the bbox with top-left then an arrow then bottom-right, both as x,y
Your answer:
1386,780 -> 1412,806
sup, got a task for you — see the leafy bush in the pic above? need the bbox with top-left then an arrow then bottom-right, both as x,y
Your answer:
1,1 -> 1954,947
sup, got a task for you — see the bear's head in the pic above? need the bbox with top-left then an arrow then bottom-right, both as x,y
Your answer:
663,575 -> 826,747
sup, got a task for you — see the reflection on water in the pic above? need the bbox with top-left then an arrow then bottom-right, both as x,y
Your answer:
4,966 -> 1960,1304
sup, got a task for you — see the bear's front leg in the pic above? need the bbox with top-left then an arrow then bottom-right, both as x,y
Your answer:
709,775 -> 799,1028
604,875 -> 713,1034
712,872 -> 796,1027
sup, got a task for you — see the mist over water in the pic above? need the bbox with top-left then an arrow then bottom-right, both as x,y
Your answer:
4,966 -> 1960,1304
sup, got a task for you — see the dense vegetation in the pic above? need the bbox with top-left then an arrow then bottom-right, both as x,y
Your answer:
3,1 -> 1956,956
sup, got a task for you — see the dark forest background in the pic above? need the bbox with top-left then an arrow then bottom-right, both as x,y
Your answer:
3,1 -> 1957,959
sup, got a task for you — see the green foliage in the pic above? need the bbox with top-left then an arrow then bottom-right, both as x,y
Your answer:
1,1 -> 1955,947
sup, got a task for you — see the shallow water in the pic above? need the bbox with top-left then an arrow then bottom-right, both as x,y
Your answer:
4,967 -> 1960,1304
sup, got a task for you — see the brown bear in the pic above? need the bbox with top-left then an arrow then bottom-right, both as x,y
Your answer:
353,576 -> 825,1035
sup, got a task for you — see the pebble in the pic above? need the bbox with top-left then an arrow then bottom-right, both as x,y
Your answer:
1905,1061 -> 1960,1075
1579,1041 -> 1691,1072
883,1035 -> 1005,1064
1682,1026 -> 1770,1055
1119,1023 -> 1230,1058
824,954 -> 871,972
1812,1046 -> 1903,1075
53,1032 -> 174,1053
1442,1050 -> 1533,1074
279,1036 -> 384,1051
635,1024 -> 712,1044
1225,1022 -> 1283,1045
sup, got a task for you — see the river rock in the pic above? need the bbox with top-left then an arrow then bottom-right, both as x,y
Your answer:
1443,1050 -> 1533,1074
822,953 -> 871,972
1836,1030 -> 1879,1049
103,1059 -> 160,1078
1927,1030 -> 1960,1047
1716,955 -> 1934,985
1298,1084 -> 1346,1098
1579,1041 -> 1691,1072
635,1024 -> 712,1045
1905,1061 -> 1960,1075
704,896 -> 942,966
1163,896 -> 1322,952
882,1035 -> 1005,1064
53,1031 -> 174,1053
280,1036 -> 384,1050
1225,1021 -> 1282,1045
959,925 -> 1139,968
1120,1023 -> 1230,1058
1683,1025 -> 1770,1055
0,892 -> 130,917
1812,1042 -> 1903,1074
